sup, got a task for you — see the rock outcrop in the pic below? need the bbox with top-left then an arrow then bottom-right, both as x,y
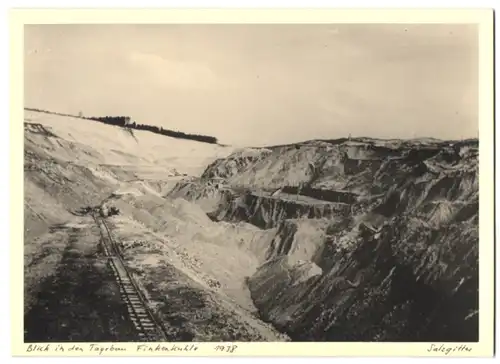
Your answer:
210,191 -> 351,229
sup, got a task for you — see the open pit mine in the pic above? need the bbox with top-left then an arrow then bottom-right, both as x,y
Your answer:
24,109 -> 478,342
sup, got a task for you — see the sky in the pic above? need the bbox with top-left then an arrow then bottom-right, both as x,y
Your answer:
24,24 -> 478,147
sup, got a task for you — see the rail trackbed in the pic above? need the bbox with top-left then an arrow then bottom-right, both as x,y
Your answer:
93,213 -> 168,341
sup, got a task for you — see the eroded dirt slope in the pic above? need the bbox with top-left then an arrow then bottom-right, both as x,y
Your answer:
174,137 -> 479,341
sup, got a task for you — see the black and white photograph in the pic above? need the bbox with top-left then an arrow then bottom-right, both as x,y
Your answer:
16,11 -> 494,355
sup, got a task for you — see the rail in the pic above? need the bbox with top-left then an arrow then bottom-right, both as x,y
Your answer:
92,212 -> 168,341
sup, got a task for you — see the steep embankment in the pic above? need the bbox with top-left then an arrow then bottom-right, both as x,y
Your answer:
211,190 -> 351,229
172,137 -> 479,341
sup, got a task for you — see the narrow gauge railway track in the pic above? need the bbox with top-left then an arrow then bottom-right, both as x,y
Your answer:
92,212 -> 168,341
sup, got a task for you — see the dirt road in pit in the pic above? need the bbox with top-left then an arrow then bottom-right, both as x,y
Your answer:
24,214 -> 166,342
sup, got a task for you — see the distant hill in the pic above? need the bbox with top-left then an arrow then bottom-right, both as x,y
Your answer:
24,107 -> 219,145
